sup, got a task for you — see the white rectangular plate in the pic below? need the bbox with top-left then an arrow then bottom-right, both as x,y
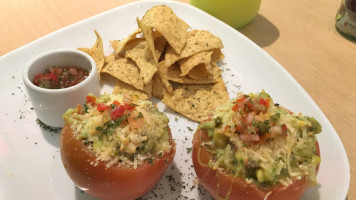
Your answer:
0,1 -> 349,199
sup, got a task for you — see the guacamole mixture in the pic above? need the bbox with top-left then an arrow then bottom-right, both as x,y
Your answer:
198,91 -> 322,187
63,93 -> 172,168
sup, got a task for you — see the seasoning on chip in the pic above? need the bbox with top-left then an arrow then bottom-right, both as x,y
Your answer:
113,80 -> 150,100
78,5 -> 229,122
166,63 -> 220,84
114,29 -> 142,56
136,17 -> 158,64
165,30 -> 224,67
178,51 -> 214,77
162,78 -> 229,122
124,38 -> 157,84
157,61 -> 173,94
153,32 -> 167,60
101,57 -> 152,96
152,72 -> 168,99
104,54 -> 116,64
141,5 -> 190,54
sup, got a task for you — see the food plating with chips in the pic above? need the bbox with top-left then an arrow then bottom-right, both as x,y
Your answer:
78,5 -> 229,122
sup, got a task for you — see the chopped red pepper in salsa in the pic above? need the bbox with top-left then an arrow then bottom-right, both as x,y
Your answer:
33,66 -> 89,89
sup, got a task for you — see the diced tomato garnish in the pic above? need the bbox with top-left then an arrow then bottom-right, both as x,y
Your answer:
112,100 -> 121,106
282,124 -> 287,131
86,95 -> 96,105
246,102 -> 254,111
232,104 -> 239,112
124,103 -> 136,111
49,72 -> 58,82
235,97 -> 245,103
259,98 -> 270,108
97,103 -> 110,112
111,105 -> 126,120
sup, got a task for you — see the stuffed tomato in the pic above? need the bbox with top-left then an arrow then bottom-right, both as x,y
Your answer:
60,93 -> 175,200
192,91 -> 321,200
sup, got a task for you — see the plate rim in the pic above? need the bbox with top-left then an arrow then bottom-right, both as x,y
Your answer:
0,0 -> 350,199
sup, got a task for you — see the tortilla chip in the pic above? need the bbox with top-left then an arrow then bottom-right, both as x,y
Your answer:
89,30 -> 105,79
166,63 -> 220,84
113,80 -> 150,100
162,78 -> 229,122
115,29 -> 142,55
141,5 -> 190,54
165,30 -> 223,67
105,54 -> 116,64
211,48 -> 225,62
101,57 -> 151,95
110,40 -> 120,52
190,62 -> 222,81
157,61 -> 173,94
136,18 -> 158,64
154,34 -> 167,61
187,63 -> 212,80
178,51 -> 214,76
124,39 -> 158,84
77,48 -> 91,55
152,72 -> 168,99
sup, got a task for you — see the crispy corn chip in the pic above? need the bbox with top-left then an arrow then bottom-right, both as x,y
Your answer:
165,30 -> 223,67
141,5 -> 190,54
101,57 -> 151,95
110,40 -> 120,52
90,30 -> 105,79
136,17 -> 158,64
115,29 -> 142,55
105,54 -> 116,64
178,51 -> 214,77
113,80 -> 150,100
157,61 -> 173,94
152,72 -> 168,99
166,63 -> 221,84
125,39 -> 158,84
77,48 -> 91,55
162,78 -> 229,122
154,34 -> 167,61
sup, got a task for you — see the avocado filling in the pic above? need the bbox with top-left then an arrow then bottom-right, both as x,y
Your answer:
199,91 -> 322,187
63,93 -> 172,169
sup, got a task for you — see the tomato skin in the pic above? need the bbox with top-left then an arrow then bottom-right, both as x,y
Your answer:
60,124 -> 176,200
192,129 -> 320,200
97,103 -> 111,112
110,105 -> 126,120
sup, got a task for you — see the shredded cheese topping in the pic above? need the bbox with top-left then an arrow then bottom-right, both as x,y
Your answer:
199,91 -> 322,188
63,93 -> 172,168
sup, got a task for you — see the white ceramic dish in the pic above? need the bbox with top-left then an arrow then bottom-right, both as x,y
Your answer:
0,1 -> 349,199
22,49 -> 100,127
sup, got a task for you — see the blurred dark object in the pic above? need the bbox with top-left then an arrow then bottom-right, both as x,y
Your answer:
336,0 -> 356,41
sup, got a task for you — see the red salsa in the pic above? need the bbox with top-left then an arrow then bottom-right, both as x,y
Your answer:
33,66 -> 89,89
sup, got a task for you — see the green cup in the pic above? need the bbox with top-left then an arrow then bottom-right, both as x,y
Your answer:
190,0 -> 261,29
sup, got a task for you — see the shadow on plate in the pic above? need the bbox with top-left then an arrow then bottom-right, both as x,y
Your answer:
139,162 -> 183,199
239,14 -> 280,47
38,119 -> 62,148
75,186 -> 98,200
300,184 -> 321,200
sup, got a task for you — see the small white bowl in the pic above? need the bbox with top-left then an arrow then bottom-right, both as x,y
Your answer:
22,49 -> 100,127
